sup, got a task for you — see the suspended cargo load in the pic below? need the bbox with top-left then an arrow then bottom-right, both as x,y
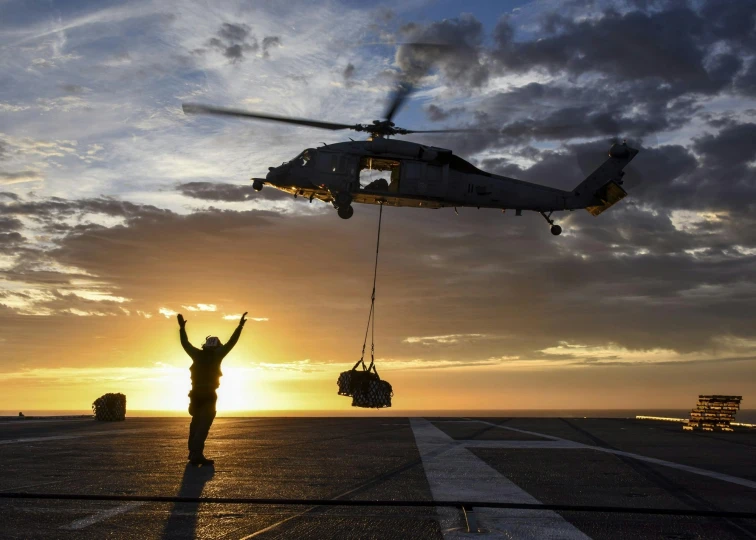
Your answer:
337,359 -> 393,409
336,204 -> 393,409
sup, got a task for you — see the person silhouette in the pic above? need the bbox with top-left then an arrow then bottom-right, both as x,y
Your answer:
177,311 -> 247,466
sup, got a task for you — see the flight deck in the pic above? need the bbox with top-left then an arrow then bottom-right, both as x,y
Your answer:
1,417 -> 755,539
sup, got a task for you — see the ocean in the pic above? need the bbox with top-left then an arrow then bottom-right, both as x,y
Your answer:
3,409 -> 756,423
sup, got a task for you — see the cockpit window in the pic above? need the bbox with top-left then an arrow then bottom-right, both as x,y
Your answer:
291,148 -> 316,167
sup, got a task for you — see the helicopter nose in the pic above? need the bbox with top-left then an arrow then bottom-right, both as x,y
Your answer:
266,166 -> 281,181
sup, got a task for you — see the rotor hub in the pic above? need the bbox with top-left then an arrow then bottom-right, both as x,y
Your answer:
355,120 -> 409,138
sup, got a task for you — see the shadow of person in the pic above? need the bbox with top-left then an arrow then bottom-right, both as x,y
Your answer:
161,463 -> 215,539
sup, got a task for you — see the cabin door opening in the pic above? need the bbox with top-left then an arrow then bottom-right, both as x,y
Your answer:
359,157 -> 401,193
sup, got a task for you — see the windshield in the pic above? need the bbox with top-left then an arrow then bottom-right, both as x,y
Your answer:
289,148 -> 316,167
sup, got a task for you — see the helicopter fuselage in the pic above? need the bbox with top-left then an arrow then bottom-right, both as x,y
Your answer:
257,138 -> 638,230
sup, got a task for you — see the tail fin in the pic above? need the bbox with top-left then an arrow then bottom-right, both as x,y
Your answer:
571,142 -> 639,215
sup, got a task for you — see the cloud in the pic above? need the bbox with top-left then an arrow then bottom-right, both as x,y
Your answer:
59,84 -> 86,94
403,334 -> 488,345
426,104 -> 465,122
396,15 -> 489,88
65,308 -> 111,317
0,170 -> 43,185
223,314 -> 267,321
158,308 -> 177,318
177,181 -> 289,202
204,23 -> 281,63
492,6 -> 746,94
182,303 -> 217,312
0,217 -> 23,233
537,339 -> 756,367
693,123 -> 756,168
261,36 -> 281,59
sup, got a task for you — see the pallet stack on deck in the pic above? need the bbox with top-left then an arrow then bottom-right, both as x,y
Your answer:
683,395 -> 741,432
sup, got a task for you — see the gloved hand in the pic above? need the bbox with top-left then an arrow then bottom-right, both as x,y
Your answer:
239,312 -> 248,327
177,314 -> 187,328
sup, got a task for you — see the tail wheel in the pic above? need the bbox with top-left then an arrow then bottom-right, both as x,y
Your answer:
338,205 -> 354,219
550,225 -> 562,236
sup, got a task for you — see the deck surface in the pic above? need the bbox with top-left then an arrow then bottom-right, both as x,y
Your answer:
1,416 -> 755,539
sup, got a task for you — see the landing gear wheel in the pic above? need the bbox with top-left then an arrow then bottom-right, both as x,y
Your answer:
252,180 -> 263,192
550,225 -> 562,236
338,205 -> 354,219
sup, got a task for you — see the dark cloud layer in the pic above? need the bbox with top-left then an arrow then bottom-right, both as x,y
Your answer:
396,15 -> 489,87
177,181 -> 290,202
405,0 -> 756,162
204,23 -> 281,63
426,104 -> 465,122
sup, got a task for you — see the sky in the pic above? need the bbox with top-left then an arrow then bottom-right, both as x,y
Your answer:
1,0 -> 755,413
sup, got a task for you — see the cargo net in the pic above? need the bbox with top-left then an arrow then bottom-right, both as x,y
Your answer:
337,359 -> 393,409
92,393 -> 127,421
684,395 -> 741,432
336,203 -> 393,409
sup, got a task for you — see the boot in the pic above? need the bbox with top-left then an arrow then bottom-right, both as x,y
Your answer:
190,455 -> 214,466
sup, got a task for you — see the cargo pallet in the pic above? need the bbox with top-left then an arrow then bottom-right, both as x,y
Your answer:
683,395 -> 741,432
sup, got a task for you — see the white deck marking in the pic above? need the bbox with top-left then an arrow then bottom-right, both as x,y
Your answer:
410,418 -> 591,539
462,440 -> 585,449
469,419 -> 756,491
60,502 -> 145,530
0,427 -> 168,445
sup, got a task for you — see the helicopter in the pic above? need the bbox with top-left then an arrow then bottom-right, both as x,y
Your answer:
183,87 -> 638,236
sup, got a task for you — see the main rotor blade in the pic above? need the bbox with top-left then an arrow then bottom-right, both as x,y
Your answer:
402,128 -> 479,134
182,103 -> 356,131
383,42 -> 456,122
383,82 -> 413,123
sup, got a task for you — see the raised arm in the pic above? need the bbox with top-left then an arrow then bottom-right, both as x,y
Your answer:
177,314 -> 201,357
221,312 -> 247,356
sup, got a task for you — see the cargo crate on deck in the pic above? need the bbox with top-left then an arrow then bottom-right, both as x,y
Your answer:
683,395 -> 741,432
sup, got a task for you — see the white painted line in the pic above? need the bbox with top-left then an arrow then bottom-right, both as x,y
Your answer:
0,427 -> 166,445
60,502 -> 145,530
470,419 -> 756,491
458,419 -> 564,441
411,418 -> 590,539
1,434 -> 104,445
462,440 -> 585,449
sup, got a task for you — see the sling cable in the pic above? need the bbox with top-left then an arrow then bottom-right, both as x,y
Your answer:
337,203 -> 393,408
